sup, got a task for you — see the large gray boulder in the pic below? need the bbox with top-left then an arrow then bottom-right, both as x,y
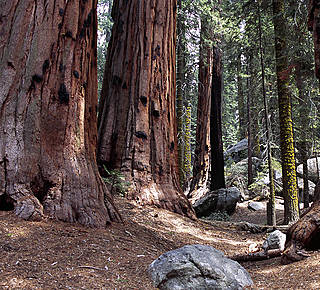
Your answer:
297,157 -> 320,184
193,187 -> 241,217
148,244 -> 253,290
224,139 -> 248,163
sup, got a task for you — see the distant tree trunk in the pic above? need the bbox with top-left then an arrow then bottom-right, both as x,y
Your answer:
257,2 -> 276,225
272,0 -> 299,224
0,0 -> 121,226
183,93 -> 192,189
189,17 -> 212,196
210,45 -> 226,190
247,53 -> 254,187
237,54 -> 246,141
295,62 -> 310,209
308,0 -> 320,79
97,0 -> 195,218
177,0 -> 187,188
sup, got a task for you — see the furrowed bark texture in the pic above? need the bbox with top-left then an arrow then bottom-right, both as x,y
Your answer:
282,202 -> 320,264
272,0 -> 299,224
97,0 -> 195,218
0,0 -> 121,226
210,46 -> 225,190
189,18 -> 212,196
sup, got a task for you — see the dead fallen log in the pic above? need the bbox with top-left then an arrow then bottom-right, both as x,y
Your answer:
281,201 -> 320,264
229,249 -> 282,262
236,222 -> 289,234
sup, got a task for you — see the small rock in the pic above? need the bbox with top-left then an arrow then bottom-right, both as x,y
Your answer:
262,230 -> 286,252
248,202 -> 265,211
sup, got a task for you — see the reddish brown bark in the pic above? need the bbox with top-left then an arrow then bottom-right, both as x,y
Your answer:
0,0 -> 121,226
97,0 -> 195,218
281,202 -> 320,264
189,18 -> 212,197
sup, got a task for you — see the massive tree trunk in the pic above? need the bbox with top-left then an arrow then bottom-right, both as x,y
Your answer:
272,0 -> 299,224
189,17 -> 212,197
97,0 -> 195,218
210,46 -> 225,190
0,0 -> 121,226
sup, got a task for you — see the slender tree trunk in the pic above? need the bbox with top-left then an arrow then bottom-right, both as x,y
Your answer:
257,3 -> 276,225
97,0 -> 195,218
247,53 -> 254,187
272,0 -> 299,224
295,62 -> 310,209
237,54 -> 246,141
0,0 -> 121,226
183,91 -> 192,189
177,0 -> 186,188
281,0 -> 320,264
210,45 -> 226,190
308,0 -> 320,79
189,17 -> 212,196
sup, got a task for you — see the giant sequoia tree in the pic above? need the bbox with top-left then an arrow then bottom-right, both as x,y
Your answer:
0,0 -> 121,226
97,0 -> 195,218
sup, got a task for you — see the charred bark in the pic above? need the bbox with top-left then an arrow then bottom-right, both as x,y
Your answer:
189,17 -> 212,197
210,46 -> 225,190
0,0 -> 121,226
97,0 -> 195,218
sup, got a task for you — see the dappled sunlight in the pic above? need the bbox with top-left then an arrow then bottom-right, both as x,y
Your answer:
135,203 -> 262,253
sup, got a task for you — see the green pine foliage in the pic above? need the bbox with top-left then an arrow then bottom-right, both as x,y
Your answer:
97,0 -> 113,93
102,165 -> 130,197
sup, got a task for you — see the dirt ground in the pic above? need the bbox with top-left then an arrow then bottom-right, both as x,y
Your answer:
0,196 -> 319,289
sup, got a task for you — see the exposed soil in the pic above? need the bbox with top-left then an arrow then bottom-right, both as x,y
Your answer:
0,196 -> 319,289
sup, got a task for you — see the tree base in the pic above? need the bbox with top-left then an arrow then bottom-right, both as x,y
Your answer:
281,202 -> 320,264
127,182 -> 196,220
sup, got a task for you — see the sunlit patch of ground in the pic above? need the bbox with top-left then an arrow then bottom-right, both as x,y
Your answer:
0,196 -> 319,289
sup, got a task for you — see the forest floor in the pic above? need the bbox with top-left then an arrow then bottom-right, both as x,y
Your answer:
0,196 -> 320,289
